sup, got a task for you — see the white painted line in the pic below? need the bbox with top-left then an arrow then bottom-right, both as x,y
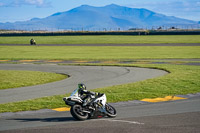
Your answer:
99,119 -> 145,125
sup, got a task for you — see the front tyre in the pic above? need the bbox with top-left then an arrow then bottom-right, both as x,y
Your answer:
105,103 -> 117,118
70,104 -> 89,120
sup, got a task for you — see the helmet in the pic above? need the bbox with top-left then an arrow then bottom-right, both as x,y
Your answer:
78,83 -> 86,90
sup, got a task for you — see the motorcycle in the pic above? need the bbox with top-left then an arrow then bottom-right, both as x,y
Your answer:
30,39 -> 36,45
63,88 -> 117,120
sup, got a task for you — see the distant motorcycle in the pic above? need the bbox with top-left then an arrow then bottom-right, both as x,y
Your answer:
63,88 -> 117,120
30,39 -> 36,45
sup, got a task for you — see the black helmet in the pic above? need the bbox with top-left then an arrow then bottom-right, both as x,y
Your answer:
78,83 -> 86,90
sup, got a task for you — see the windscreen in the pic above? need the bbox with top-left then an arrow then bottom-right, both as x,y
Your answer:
70,88 -> 79,96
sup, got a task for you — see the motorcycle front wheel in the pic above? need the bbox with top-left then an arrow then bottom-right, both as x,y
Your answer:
70,104 -> 89,120
105,103 -> 117,118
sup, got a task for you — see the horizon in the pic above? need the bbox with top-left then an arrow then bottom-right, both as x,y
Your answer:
0,0 -> 200,23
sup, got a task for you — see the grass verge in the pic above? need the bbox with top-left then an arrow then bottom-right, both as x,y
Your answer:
0,46 -> 199,60
0,70 -> 67,90
0,64 -> 199,113
0,35 -> 200,44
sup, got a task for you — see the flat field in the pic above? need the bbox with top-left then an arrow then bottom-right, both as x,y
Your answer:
0,35 -> 200,44
0,46 -> 199,60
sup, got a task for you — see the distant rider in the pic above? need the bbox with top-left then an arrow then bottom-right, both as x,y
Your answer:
30,38 -> 36,45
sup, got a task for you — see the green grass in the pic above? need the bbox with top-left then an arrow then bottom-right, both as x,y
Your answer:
0,35 -> 199,113
0,64 -> 199,113
0,46 -> 199,60
94,64 -> 200,102
0,70 -> 67,90
0,35 -> 200,44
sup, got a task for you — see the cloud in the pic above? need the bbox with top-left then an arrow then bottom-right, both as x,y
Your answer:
24,0 -> 48,7
0,0 -> 51,7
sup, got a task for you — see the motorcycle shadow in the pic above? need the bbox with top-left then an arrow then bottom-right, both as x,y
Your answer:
12,117 -> 75,122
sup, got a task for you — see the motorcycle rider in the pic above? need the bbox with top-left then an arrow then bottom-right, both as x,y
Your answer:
77,83 -> 101,107
63,83 -> 117,120
30,38 -> 36,45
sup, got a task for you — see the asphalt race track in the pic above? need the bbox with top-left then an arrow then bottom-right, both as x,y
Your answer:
0,64 -> 200,132
0,64 -> 167,104
0,43 -> 200,46
1,97 -> 200,133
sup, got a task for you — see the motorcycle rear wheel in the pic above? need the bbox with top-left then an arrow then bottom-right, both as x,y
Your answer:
70,104 -> 89,120
105,103 -> 117,118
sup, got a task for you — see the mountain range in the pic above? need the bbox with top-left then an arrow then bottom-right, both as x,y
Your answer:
0,4 -> 198,31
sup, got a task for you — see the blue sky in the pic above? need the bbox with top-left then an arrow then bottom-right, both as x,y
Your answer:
0,0 -> 200,23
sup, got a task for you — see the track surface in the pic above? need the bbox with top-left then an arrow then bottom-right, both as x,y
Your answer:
0,64 -> 167,104
0,64 -> 199,132
1,97 -> 200,132
0,43 -> 200,46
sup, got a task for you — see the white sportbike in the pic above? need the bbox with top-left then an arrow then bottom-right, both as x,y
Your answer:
63,89 -> 117,120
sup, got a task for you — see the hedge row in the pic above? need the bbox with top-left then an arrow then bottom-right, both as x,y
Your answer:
0,30 -> 200,36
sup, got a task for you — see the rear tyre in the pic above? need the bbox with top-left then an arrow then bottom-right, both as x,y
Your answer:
70,104 -> 89,120
105,103 -> 117,118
